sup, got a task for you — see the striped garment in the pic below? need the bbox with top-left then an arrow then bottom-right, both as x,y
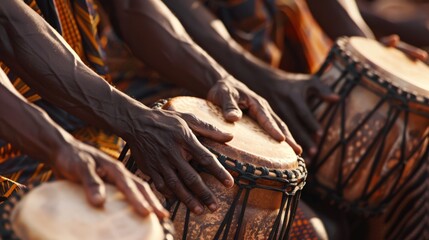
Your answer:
0,0 -> 181,199
205,0 -> 332,73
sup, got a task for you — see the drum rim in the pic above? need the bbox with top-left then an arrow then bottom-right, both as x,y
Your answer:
152,98 -> 307,192
207,146 -> 307,193
328,36 -> 429,105
0,181 -> 175,240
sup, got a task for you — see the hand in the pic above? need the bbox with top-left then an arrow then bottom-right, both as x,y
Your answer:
259,73 -> 339,157
207,77 -> 303,154
125,108 -> 234,215
52,140 -> 169,219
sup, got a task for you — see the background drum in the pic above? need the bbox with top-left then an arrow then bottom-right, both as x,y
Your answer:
124,96 -> 307,240
0,181 -> 174,240
310,36 -> 429,216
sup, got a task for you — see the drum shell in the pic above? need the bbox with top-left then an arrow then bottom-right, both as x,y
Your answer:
171,173 -> 292,240
312,52 -> 429,212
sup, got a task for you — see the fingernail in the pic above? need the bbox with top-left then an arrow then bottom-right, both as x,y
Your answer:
194,206 -> 204,215
224,179 -> 233,187
208,203 -> 218,212
163,209 -> 170,217
316,129 -> 323,137
92,193 -> 104,206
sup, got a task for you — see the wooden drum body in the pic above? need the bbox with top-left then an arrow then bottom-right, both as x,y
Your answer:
0,181 -> 174,240
310,37 -> 429,216
154,97 -> 307,240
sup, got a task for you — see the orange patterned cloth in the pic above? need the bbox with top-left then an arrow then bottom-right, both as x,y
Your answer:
205,0 -> 332,73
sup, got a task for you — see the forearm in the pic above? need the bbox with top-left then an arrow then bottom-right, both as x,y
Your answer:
360,8 -> 429,48
161,0 -> 288,91
306,0 -> 374,40
0,0 -> 148,139
108,0 -> 232,96
0,69 -> 73,163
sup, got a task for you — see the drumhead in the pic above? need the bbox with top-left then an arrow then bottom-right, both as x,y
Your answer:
164,96 -> 298,170
11,181 -> 164,240
345,37 -> 429,98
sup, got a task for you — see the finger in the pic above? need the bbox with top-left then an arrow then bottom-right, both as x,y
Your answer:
161,167 -> 205,215
207,82 -> 242,122
186,135 -> 234,188
176,160 -> 218,212
79,157 -> 106,207
380,34 -> 400,47
248,99 -> 285,142
102,161 -> 152,217
220,91 -> 242,122
277,103 -> 318,157
271,111 -> 302,155
131,176 -> 169,219
180,113 -> 233,142
150,171 -> 175,199
310,80 -> 340,102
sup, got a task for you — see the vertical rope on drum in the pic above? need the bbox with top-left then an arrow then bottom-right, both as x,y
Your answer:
182,208 -> 191,240
233,188 -> 251,240
284,191 -> 301,240
279,194 -> 293,239
268,192 -> 288,240
213,187 -> 243,240
361,107 -> 400,201
171,201 -> 180,221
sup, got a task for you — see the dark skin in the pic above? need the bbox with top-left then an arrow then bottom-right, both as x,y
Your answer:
306,0 -> 374,40
0,0 -> 296,214
0,67 -> 168,218
359,5 -> 429,48
159,0 -> 339,155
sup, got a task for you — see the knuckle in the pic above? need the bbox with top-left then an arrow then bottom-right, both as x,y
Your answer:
183,173 -> 201,186
165,177 -> 179,189
198,154 -> 215,167
183,195 -> 195,207
199,190 -> 213,203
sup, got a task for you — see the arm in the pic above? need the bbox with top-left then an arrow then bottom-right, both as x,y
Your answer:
306,0 -> 374,40
106,0 -> 300,146
0,67 -> 167,217
0,0 -> 234,213
359,7 -> 429,48
154,0 -> 338,155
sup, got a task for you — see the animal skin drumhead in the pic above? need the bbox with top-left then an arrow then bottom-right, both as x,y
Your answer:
10,181 -> 164,240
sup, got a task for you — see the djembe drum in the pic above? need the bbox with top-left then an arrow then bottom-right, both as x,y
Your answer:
125,96 -> 307,240
310,36 -> 429,216
0,181 -> 174,240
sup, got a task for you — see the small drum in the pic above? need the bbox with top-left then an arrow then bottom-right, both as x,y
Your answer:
0,181 -> 174,240
144,96 -> 307,239
310,36 -> 429,216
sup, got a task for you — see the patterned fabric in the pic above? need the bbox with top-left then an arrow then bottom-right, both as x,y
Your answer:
205,0 -> 283,67
205,0 -> 332,73
0,0 -> 182,201
289,203 -> 319,240
277,0 -> 332,73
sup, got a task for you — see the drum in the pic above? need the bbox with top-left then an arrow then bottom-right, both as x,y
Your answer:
310,36 -> 429,216
135,96 -> 307,240
0,181 -> 174,240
